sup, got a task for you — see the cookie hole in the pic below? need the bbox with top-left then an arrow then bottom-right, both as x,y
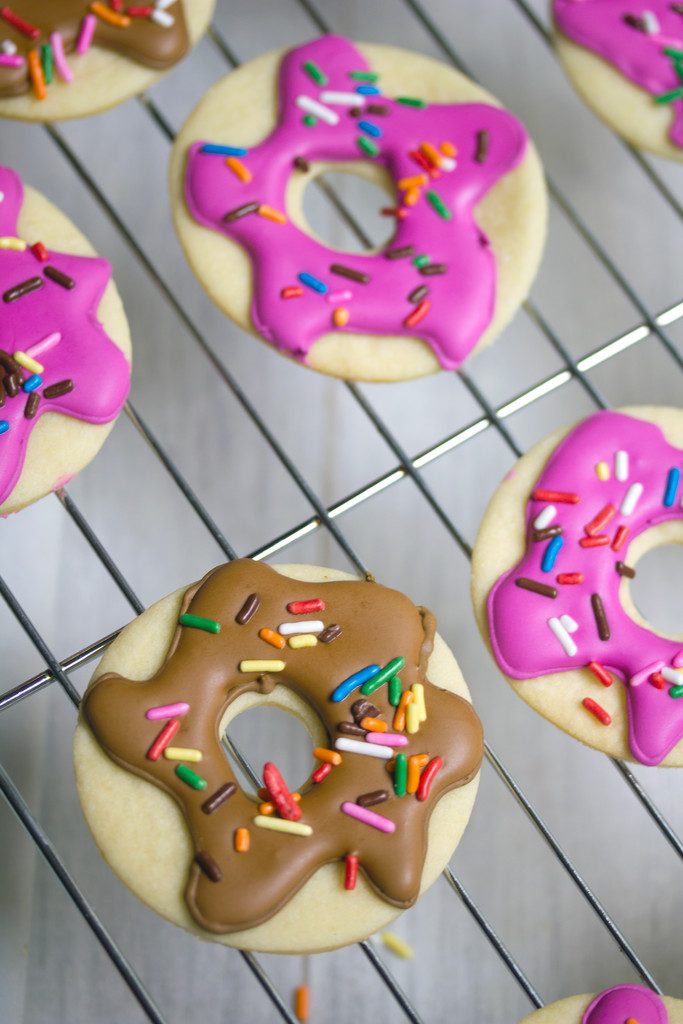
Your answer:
292,164 -> 396,253
626,542 -> 683,639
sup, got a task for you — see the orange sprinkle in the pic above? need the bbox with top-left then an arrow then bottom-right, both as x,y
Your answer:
332,307 -> 349,327
403,185 -> 421,207
397,173 -> 427,189
27,50 -> 46,100
360,716 -> 388,732
258,801 -> 274,815
90,1 -> 130,26
407,753 -> 429,794
259,627 -> 285,649
440,140 -> 457,157
258,204 -> 287,224
235,827 -> 250,852
295,984 -> 310,1022
419,141 -> 442,167
226,156 -> 252,182
313,746 -> 342,766
393,690 -> 414,733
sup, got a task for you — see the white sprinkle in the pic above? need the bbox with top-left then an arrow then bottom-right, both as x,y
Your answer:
295,95 -> 340,125
560,614 -> 579,634
155,0 -> 175,8
642,10 -> 660,33
615,450 -> 629,481
439,156 -> 457,171
151,9 -> 174,26
534,505 -> 557,530
278,620 -> 324,636
548,617 -> 578,657
335,737 -> 393,760
661,667 -> 683,685
620,482 -> 643,516
320,90 -> 364,106
0,191 -> 4,203
1,40 -> 17,55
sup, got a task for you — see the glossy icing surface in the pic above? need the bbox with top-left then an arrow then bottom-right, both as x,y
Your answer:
582,984 -> 668,1024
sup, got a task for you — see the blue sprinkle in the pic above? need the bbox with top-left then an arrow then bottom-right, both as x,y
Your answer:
356,84 -> 380,95
201,143 -> 249,156
331,664 -> 380,703
0,420 -> 9,435
298,272 -> 328,294
541,535 -> 564,573
663,466 -> 681,507
22,374 -> 42,393
358,120 -> 382,138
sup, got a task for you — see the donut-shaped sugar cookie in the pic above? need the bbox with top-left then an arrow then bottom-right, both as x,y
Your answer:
520,984 -> 683,1024
553,0 -> 683,162
0,1 -> 215,122
472,407 -> 683,767
0,165 -> 131,515
171,35 -> 547,382
74,559 -> 483,953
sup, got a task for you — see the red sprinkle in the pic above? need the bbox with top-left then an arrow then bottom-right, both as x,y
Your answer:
0,5 -> 40,38
579,535 -> 610,548
416,756 -> 443,801
612,525 -> 629,552
311,762 -> 333,784
556,572 -> 583,585
404,298 -> 431,328
147,718 -> 181,760
127,5 -> 154,15
30,241 -> 49,263
582,697 -> 611,726
344,853 -> 359,890
587,661 -> 613,687
281,286 -> 304,299
380,207 -> 409,219
584,503 -> 616,536
409,149 -> 433,173
263,761 -> 301,821
532,489 -> 580,504
650,671 -> 666,690
287,598 -> 325,615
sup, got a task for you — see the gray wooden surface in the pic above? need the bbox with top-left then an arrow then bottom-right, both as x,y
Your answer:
1,1 -> 682,1022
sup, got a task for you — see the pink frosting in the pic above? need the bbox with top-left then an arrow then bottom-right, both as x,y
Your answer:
184,35 -> 529,370
554,0 -> 683,147
487,411 -> 683,766
0,166 -> 130,508
582,984 -> 668,1024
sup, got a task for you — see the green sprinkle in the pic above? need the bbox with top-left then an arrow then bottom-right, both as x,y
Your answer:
670,684 -> 683,698
178,613 -> 221,634
357,136 -> 380,157
349,70 -> 379,82
413,254 -> 430,268
302,60 -> 327,86
41,43 -> 53,85
663,47 -> 683,60
176,764 -> 207,790
361,657 -> 406,695
394,754 -> 407,798
302,114 -> 317,127
396,96 -> 426,108
426,190 -> 452,220
388,675 -> 402,707
655,87 -> 683,104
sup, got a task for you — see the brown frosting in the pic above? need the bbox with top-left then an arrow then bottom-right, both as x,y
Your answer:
82,560 -> 484,935
0,1 -> 188,98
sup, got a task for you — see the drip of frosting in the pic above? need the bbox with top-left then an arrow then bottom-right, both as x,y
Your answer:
0,1 -> 189,98
82,559 -> 484,934
554,0 -> 683,147
487,411 -> 683,766
582,984 -> 668,1024
0,166 -> 130,507
184,34 -> 529,370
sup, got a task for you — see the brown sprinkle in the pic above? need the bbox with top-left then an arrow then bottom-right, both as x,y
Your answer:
4,373 -> 19,398
195,850 -> 223,883
357,790 -> 389,808
223,201 -> 260,223
623,13 -> 646,28
24,392 -> 40,419
615,561 -> 636,579
349,106 -> 363,117
591,593 -> 610,641
0,382 -> 4,408
419,263 -> 447,276
475,129 -> 490,163
515,577 -> 557,599
3,276 -> 43,303
366,104 -> 390,115
293,156 -> 310,172
44,266 -> 75,290
337,721 -> 367,737
351,698 -> 380,724
533,525 -> 562,542
385,245 -> 415,260
201,782 -> 237,815
235,592 -> 260,625
319,623 -> 342,644
329,263 -> 370,284
44,379 -> 74,399
408,285 -> 429,303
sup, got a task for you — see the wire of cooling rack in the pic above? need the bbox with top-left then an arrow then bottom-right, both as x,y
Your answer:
1,1 -> 682,1021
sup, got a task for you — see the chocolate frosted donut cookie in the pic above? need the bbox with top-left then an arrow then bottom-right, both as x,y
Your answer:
74,560 -> 483,953
0,1 -> 215,121
520,984 -> 683,1024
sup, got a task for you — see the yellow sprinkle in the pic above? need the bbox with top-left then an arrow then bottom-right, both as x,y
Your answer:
253,815 -> 313,837
403,186 -> 421,207
381,931 -> 414,959
13,351 -> 44,374
226,156 -> 252,182
440,140 -> 457,157
288,633 -> 318,649
595,461 -> 610,481
240,659 -> 286,673
0,237 -> 27,251
406,702 -> 420,735
258,204 -> 287,224
411,683 -> 427,723
163,747 -> 203,762
419,141 -> 442,167
397,174 -> 427,189
332,307 -> 350,327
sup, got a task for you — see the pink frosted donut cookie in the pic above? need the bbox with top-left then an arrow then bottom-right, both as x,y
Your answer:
0,165 -> 131,514
171,35 -> 546,382
472,407 -> 683,766
519,984 -> 683,1024
553,0 -> 683,161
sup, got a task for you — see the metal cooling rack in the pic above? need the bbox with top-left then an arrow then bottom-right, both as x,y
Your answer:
1,0 -> 682,1021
